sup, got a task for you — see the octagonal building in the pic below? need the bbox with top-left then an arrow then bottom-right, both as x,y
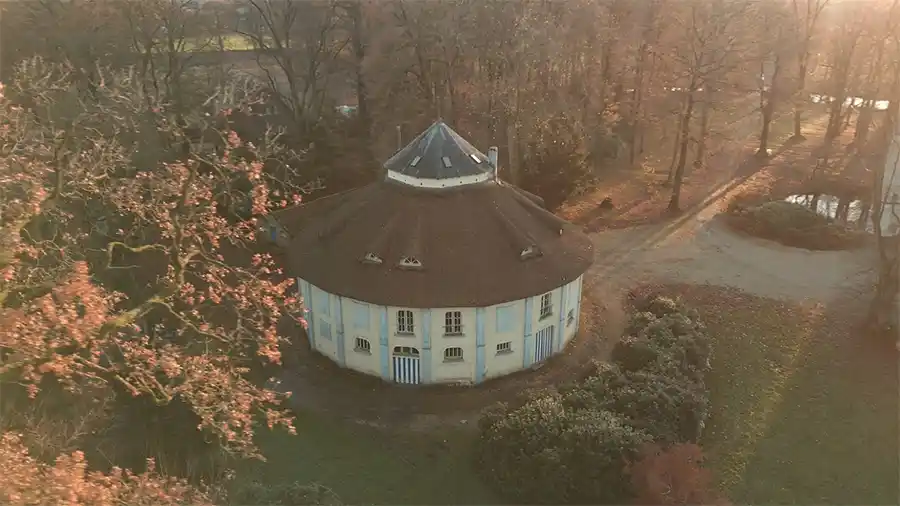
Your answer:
268,121 -> 594,385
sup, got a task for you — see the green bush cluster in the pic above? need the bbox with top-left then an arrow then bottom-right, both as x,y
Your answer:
726,198 -> 867,250
476,295 -> 712,505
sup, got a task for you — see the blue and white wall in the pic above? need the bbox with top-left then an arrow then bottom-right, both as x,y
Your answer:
296,274 -> 585,385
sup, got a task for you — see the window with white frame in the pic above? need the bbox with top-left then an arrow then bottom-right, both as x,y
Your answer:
539,292 -> 552,319
567,309 -> 575,327
444,347 -> 464,361
496,341 -> 512,354
393,346 -> 419,357
354,337 -> 371,353
444,311 -> 463,335
397,310 -> 414,334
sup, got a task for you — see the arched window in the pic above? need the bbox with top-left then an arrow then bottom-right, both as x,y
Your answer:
444,347 -> 464,362
355,337 -> 371,353
393,346 -> 419,357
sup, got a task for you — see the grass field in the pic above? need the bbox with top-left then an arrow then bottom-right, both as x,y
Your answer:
235,411 -> 496,505
239,283 -> 896,505
663,285 -> 898,505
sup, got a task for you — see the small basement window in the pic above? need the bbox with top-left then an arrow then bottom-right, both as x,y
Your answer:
355,337 -> 371,353
399,256 -> 423,269
362,252 -> 383,265
567,309 -> 575,327
444,347 -> 464,362
539,293 -> 552,320
496,341 -> 512,354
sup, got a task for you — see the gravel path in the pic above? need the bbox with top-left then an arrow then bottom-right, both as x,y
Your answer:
586,185 -> 875,303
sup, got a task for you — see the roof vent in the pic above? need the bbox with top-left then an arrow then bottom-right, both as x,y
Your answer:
362,252 -> 383,265
399,256 -> 423,270
520,245 -> 542,260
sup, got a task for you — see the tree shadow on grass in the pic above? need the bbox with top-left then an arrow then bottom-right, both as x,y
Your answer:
728,297 -> 898,505
692,288 -> 898,505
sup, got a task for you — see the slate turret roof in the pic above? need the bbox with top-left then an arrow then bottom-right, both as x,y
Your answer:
383,120 -> 494,181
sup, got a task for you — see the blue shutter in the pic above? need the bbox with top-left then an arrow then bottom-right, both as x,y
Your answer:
354,302 -> 370,329
496,306 -> 513,333
316,289 -> 330,316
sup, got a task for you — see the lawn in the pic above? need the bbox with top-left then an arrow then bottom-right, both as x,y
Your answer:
657,285 -> 898,505
239,283 -> 896,505
235,411 -> 497,505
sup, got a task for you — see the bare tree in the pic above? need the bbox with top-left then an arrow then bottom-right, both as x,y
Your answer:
790,0 -> 831,140
667,0 -> 754,212
755,2 -> 793,156
240,0 -> 348,136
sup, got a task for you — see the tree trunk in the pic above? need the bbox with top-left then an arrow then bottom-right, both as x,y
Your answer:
348,0 -> 372,143
758,55 -> 782,156
868,240 -> 899,338
854,101 -> 874,149
693,87 -> 712,169
669,87 -> 697,212
792,59 -> 809,139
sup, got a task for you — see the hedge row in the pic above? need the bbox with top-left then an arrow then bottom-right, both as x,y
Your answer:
725,198 -> 867,251
477,295 -> 712,505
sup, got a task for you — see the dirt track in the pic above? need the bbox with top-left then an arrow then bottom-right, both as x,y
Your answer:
587,204 -> 875,305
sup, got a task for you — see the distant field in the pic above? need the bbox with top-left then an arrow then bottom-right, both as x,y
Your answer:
183,34 -> 257,52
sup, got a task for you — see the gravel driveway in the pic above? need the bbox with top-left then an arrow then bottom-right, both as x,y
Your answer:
586,191 -> 875,303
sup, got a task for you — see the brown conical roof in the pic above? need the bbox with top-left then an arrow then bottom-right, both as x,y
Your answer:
274,178 -> 593,308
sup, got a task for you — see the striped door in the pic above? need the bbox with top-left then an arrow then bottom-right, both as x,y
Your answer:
534,325 -> 555,364
392,353 -> 421,385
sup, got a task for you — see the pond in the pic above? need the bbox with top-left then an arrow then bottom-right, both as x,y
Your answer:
784,194 -> 873,232
809,94 -> 890,111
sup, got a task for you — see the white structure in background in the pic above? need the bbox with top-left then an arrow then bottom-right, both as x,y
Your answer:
879,117 -> 900,237
266,121 -> 594,385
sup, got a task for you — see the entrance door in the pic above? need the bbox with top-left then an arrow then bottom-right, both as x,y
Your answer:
534,325 -> 555,364
392,346 -> 421,385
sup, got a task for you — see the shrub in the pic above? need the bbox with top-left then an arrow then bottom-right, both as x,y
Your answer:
628,443 -> 729,505
725,198 -> 867,250
626,311 -> 659,334
634,296 -> 681,318
563,366 -> 709,444
478,390 -> 652,505
603,371 -> 709,443
229,481 -> 343,505
477,296 -> 714,504
613,298 -> 711,380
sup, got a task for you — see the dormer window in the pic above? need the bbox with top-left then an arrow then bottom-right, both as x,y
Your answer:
399,256 -> 423,269
520,245 -> 542,260
362,252 -> 383,265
